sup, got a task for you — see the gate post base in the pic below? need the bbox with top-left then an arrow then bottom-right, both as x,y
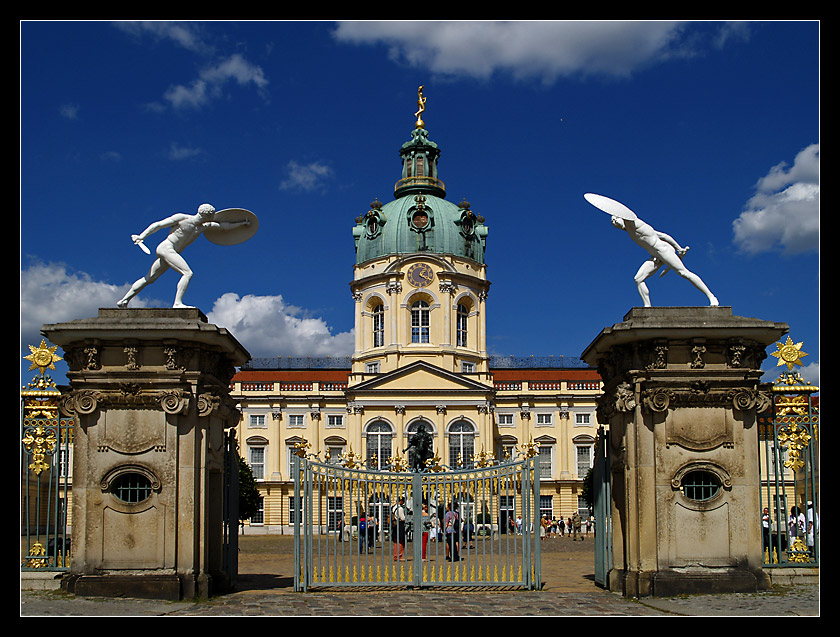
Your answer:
584,307 -> 788,599
651,569 -> 770,596
63,573 -> 182,601
43,308 -> 250,601
609,567 -> 771,598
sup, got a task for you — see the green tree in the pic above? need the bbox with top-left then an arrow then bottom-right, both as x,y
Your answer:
237,455 -> 261,523
581,467 -> 594,513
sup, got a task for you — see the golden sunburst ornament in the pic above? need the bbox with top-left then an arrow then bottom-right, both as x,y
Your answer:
24,340 -> 63,375
771,336 -> 808,371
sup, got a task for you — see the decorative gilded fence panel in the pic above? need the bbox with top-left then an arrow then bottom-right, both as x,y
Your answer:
21,341 -> 73,572
293,448 -> 541,591
758,341 -> 819,569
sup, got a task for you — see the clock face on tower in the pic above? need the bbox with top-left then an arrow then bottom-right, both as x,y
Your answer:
406,262 -> 434,288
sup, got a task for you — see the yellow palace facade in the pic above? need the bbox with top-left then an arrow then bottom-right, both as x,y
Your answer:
230,91 -> 602,533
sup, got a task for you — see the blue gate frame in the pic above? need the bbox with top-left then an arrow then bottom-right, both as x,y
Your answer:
592,426 -> 612,588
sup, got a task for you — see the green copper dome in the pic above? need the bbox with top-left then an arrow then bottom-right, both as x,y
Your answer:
353,126 -> 488,265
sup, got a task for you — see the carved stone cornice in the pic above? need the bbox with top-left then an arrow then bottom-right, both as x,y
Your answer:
62,387 -> 193,416
595,380 -> 770,424
641,385 -> 772,414
61,385 -> 240,421
590,336 -> 775,387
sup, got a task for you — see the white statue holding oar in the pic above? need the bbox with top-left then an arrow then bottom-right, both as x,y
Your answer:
117,203 -> 258,309
584,193 -> 718,308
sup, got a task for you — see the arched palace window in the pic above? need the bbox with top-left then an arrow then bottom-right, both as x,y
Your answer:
411,300 -> 430,343
372,303 -> 384,347
449,420 -> 475,468
456,303 -> 469,347
365,420 -> 393,469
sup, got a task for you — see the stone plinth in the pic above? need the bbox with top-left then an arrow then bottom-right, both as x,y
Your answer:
581,307 -> 788,597
42,308 -> 250,600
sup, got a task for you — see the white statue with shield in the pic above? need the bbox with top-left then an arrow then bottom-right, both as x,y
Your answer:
117,203 -> 259,309
584,193 -> 719,308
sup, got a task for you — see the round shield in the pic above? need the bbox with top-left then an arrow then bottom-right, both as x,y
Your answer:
583,193 -> 638,221
204,208 -> 259,246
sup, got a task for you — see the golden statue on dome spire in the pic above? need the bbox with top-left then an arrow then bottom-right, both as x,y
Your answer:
414,85 -> 426,129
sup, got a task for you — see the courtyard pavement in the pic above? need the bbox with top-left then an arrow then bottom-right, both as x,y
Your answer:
20,533 -> 819,617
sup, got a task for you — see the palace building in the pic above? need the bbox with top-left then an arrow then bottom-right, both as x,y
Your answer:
230,93 -> 602,533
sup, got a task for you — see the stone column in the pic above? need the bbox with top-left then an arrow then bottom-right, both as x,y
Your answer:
581,307 -> 787,597
42,308 -> 250,600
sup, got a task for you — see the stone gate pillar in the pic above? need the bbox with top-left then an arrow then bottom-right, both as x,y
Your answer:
581,307 -> 788,597
42,308 -> 249,600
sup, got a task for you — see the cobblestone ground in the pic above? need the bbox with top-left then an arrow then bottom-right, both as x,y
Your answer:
21,533 -> 819,617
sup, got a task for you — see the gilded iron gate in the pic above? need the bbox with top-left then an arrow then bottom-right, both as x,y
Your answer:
758,345 -> 819,569
21,341 -> 73,574
293,444 -> 541,591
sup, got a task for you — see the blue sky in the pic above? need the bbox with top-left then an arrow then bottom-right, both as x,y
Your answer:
20,20 -> 819,389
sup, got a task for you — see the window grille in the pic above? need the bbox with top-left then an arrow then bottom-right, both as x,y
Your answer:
681,470 -> 720,501
111,472 -> 152,504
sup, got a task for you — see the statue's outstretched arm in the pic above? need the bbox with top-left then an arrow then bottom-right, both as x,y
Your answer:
205,219 -> 250,231
656,231 -> 686,253
133,213 -> 184,242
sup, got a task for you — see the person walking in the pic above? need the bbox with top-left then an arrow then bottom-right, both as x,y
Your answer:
358,511 -> 369,554
367,512 -> 377,551
392,497 -> 407,560
421,504 -> 431,561
806,501 -> 819,560
762,507 -> 771,556
572,511 -> 583,541
444,502 -> 460,561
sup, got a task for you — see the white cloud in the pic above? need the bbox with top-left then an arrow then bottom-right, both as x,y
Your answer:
762,360 -> 819,387
100,151 -> 123,162
201,53 -> 268,89
207,292 -> 354,358
279,160 -> 334,192
733,144 -> 820,255
163,53 -> 268,110
20,262 -> 353,362
114,21 -> 212,55
59,103 -> 79,120
799,361 -> 820,386
165,55 -> 267,108
116,22 -> 268,110
20,261 -> 138,349
333,21 -> 700,81
163,81 -> 210,110
167,142 -> 203,161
